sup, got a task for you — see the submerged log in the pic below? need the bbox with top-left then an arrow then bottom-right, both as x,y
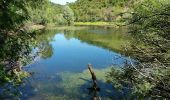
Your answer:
88,64 -> 101,100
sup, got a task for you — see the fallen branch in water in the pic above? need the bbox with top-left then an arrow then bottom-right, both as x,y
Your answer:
87,64 -> 101,100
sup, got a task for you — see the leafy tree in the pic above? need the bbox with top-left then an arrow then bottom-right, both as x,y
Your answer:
107,0 -> 170,99
0,0 -> 41,64
63,6 -> 74,25
27,2 -> 73,26
0,0 -> 43,98
27,0 -> 50,25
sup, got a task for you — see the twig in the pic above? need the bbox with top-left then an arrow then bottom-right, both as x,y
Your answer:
128,57 -> 154,80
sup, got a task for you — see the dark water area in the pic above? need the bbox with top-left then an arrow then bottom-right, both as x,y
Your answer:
3,26 -> 131,99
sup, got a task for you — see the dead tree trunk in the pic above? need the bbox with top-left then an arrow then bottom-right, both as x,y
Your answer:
88,64 -> 101,100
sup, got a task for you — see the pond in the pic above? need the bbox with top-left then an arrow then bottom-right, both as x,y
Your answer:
21,26 -> 130,100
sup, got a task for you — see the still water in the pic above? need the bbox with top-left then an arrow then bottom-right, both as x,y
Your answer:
22,26 -> 129,100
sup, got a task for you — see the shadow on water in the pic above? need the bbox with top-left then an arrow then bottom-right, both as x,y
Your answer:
79,78 -> 124,100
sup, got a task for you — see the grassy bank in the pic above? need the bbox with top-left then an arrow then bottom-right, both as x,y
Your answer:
74,22 -> 124,27
26,21 -> 124,31
74,22 -> 116,26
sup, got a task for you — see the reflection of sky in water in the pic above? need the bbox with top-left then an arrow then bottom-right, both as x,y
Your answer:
27,34 -> 126,75
22,29 -> 129,99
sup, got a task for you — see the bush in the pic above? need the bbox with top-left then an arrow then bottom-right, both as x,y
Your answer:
107,0 -> 170,99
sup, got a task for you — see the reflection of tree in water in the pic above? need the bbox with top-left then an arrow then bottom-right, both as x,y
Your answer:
34,30 -> 56,59
62,27 -> 129,53
39,42 -> 53,59
63,30 -> 75,40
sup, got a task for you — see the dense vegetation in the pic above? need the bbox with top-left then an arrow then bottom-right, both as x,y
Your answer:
107,0 -> 170,99
69,0 -> 134,22
27,1 -> 74,26
0,0 -> 74,88
0,0 -> 42,98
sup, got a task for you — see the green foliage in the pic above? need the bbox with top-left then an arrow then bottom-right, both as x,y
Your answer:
0,64 -> 29,86
0,0 -> 28,30
69,0 -> 134,22
0,0 -> 42,95
63,6 -> 74,25
27,2 -> 75,26
0,0 -> 43,65
0,63 -> 29,99
107,66 -> 170,98
27,1 -> 54,25
0,0 -> 70,88
0,0 -> 43,30
129,0 -> 170,64
74,22 -> 117,26
107,0 -> 170,99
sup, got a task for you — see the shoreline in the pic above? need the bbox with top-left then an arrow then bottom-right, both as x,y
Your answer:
26,21 -> 125,31
74,22 -> 125,28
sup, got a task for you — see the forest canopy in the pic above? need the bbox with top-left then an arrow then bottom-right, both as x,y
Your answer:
69,0 -> 134,22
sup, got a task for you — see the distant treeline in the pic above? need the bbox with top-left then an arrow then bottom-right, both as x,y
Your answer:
26,0 -> 138,25
27,0 -> 138,25
69,0 -> 135,22
27,0 -> 74,26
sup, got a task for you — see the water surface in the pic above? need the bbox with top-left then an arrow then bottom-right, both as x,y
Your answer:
23,26 -> 129,99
